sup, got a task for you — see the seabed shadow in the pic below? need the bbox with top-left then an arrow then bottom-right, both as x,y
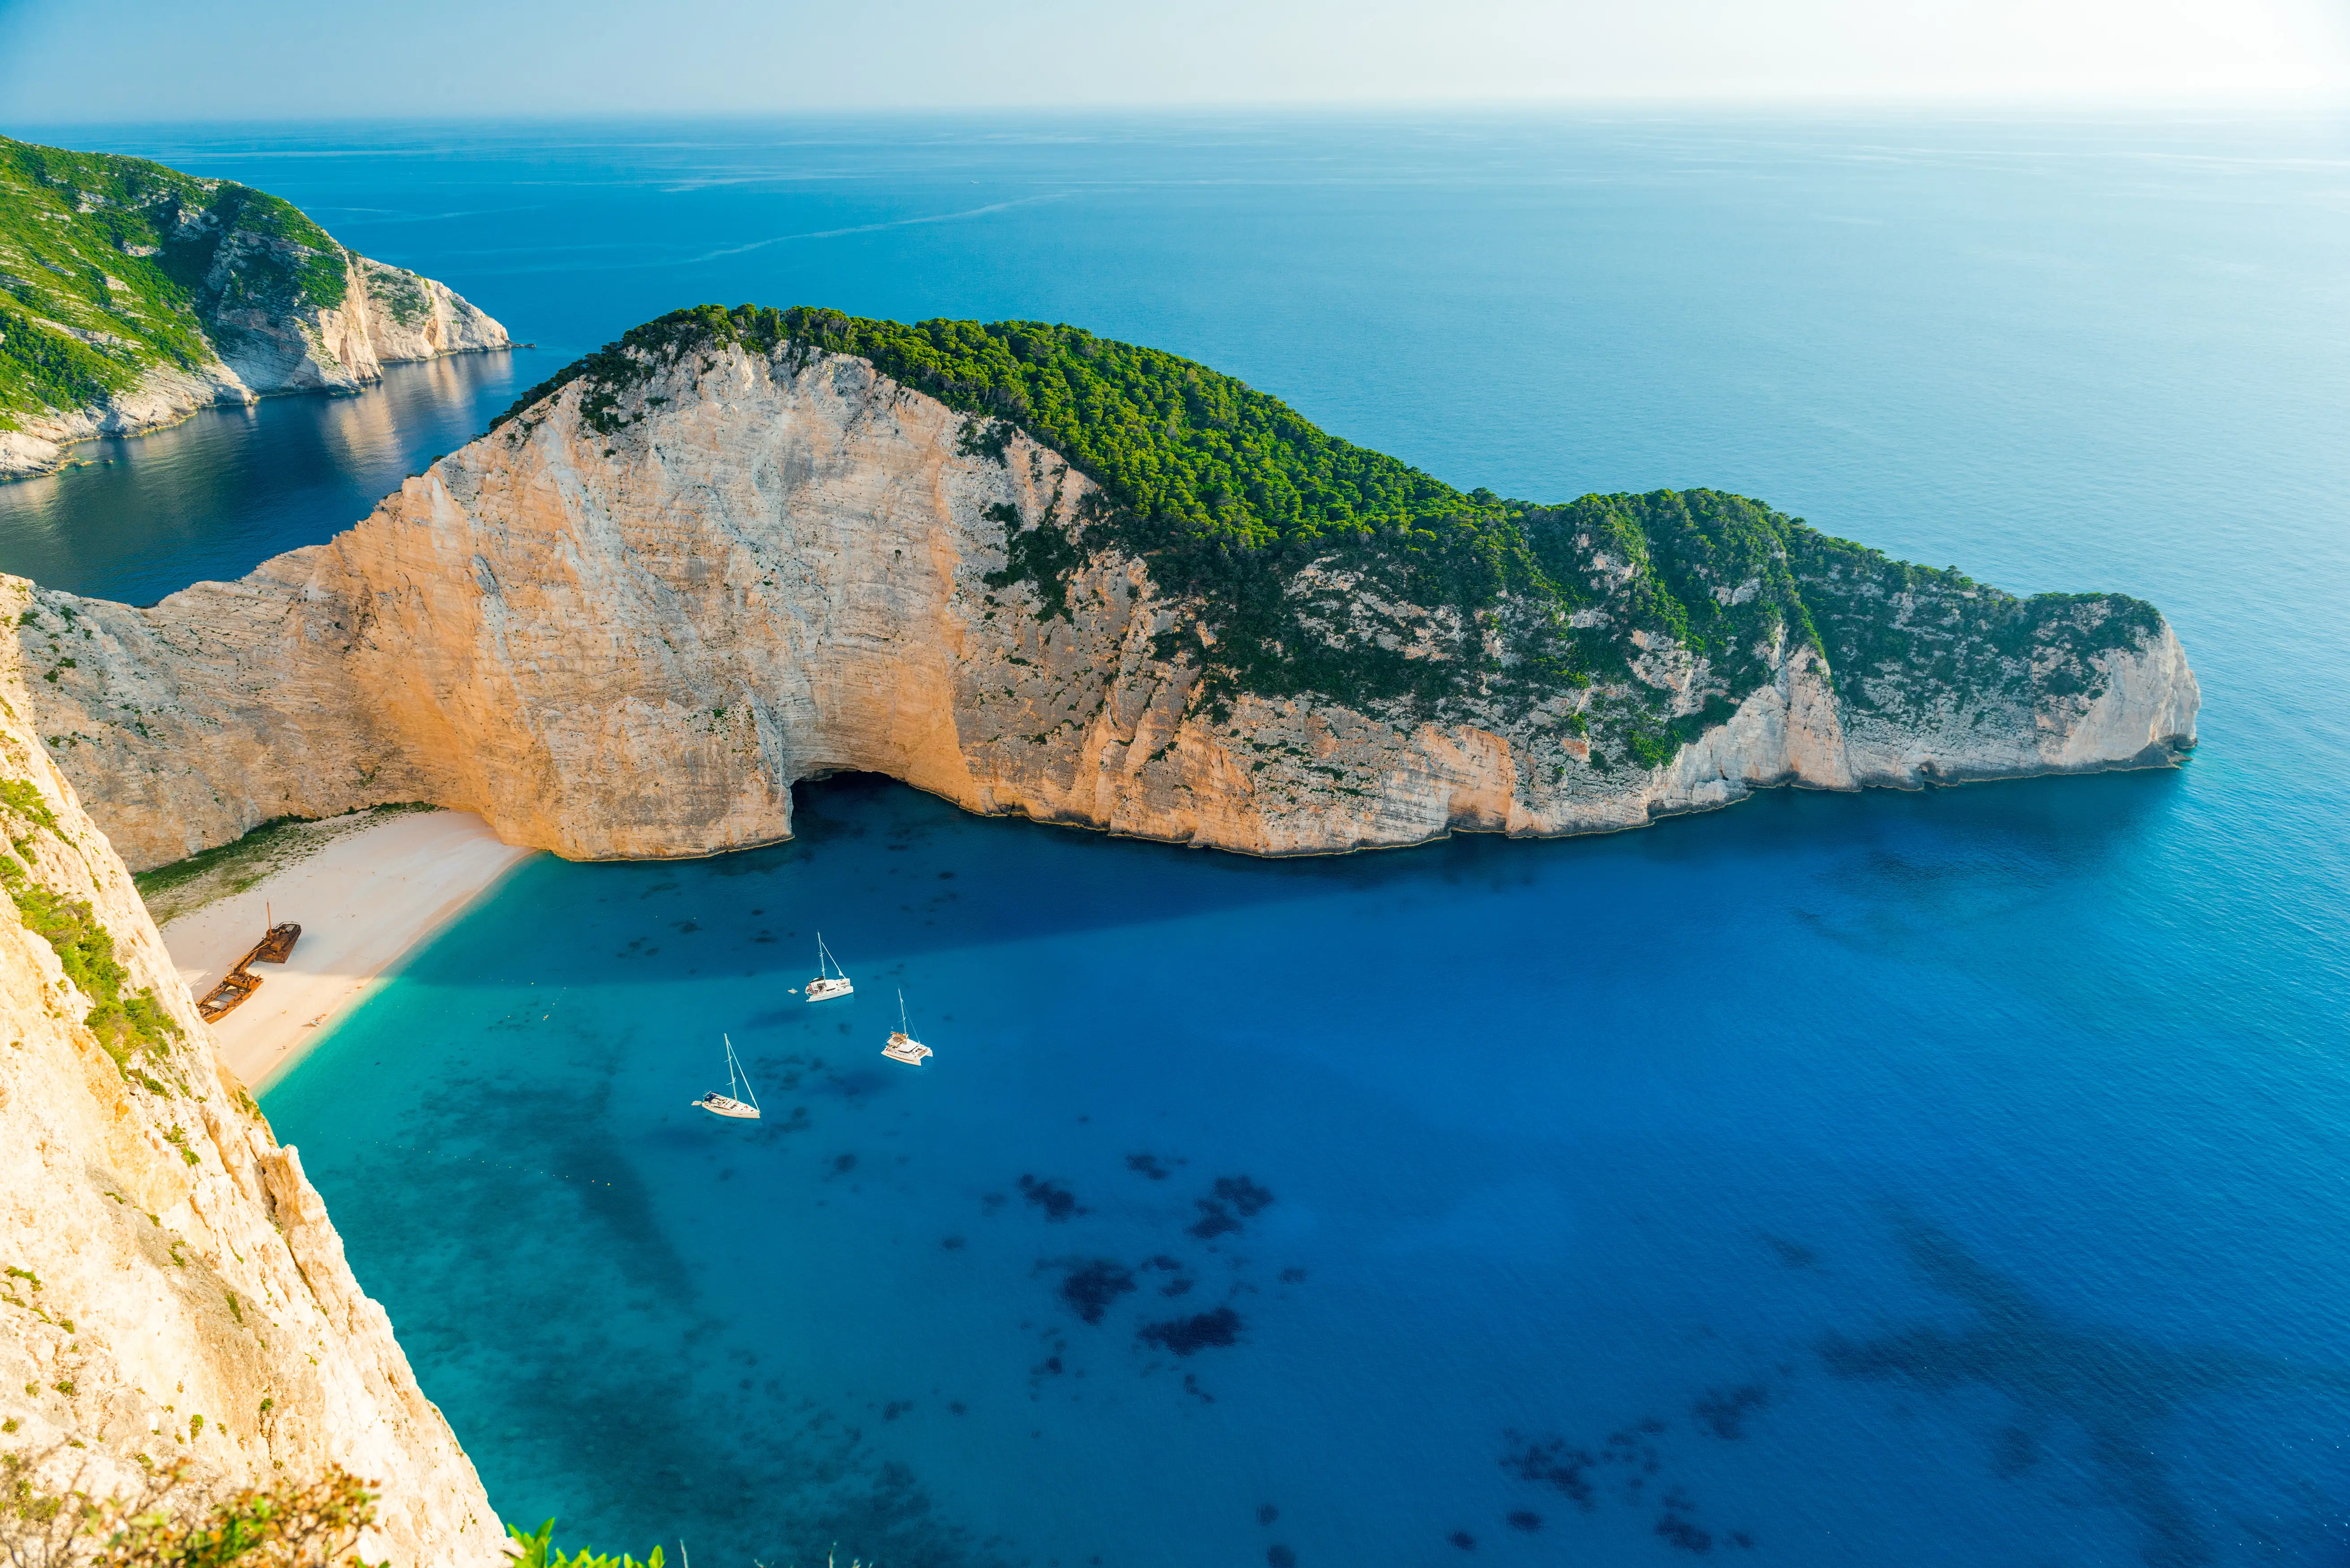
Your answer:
1821,1207 -> 2350,1568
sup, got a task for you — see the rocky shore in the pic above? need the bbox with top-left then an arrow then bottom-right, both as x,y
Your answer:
0,134 -> 509,481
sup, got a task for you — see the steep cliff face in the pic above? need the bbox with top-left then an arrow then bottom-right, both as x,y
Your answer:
0,134 -> 510,479
189,248 -> 510,402
14,324 -> 2197,870
0,589 -> 503,1564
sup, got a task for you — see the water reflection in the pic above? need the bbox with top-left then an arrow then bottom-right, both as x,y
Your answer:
0,349 -> 549,605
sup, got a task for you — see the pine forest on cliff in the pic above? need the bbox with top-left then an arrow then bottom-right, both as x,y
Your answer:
501,302 -> 2173,771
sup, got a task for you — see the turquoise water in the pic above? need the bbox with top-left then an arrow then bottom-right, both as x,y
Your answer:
19,115 -> 2350,1564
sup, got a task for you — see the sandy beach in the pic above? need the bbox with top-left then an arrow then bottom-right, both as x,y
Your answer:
159,810 -> 536,1093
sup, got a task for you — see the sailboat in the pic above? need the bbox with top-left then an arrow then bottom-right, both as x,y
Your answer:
805,933 -> 854,1002
692,1034 -> 761,1119
882,990 -> 932,1067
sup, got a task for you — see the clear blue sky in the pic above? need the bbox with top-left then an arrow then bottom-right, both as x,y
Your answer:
2,0 -> 2345,121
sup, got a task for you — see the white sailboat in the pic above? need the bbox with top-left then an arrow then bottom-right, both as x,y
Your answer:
881,990 -> 932,1067
693,1034 -> 761,1119
805,932 -> 854,1002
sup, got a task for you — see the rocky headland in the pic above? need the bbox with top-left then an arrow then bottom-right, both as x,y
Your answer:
11,305 -> 2198,870
0,135 -> 508,481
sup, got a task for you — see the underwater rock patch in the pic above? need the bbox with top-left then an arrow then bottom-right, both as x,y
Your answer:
1055,1259 -> 1138,1325
1188,1174 -> 1275,1239
1502,1434 -> 1596,1510
1138,1305 -> 1242,1356
1502,1411 -> 1754,1553
1691,1383 -> 1770,1439
1017,1174 -> 1084,1220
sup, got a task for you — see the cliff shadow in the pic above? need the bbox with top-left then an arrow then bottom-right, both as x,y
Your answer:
396,763 -> 2187,994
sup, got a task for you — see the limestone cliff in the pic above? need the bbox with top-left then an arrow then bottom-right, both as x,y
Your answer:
0,591 -> 503,1564
10,313 -> 2197,870
0,135 -> 510,480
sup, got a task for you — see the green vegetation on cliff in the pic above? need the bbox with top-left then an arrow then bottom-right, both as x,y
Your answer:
0,772 -> 182,1080
0,135 -> 350,428
500,304 -> 2167,765
0,1456 -> 384,1566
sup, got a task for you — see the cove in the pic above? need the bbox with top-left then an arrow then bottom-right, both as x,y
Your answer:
265,768 -> 2350,1567
17,110 -> 2346,1566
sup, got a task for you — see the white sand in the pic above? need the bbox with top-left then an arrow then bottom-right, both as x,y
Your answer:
160,811 -> 536,1094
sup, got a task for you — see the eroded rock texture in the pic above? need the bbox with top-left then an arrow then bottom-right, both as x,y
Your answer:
14,340 -> 2196,869
0,607 -> 502,1564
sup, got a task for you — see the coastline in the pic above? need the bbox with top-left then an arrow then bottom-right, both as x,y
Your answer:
0,345 -> 522,484
158,809 -> 536,1094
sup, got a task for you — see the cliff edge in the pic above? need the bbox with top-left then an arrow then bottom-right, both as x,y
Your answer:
13,306 -> 2197,869
0,587 -> 504,1564
0,135 -> 509,481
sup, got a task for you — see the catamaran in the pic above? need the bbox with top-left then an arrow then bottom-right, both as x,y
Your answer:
805,933 -> 854,1002
693,1034 -> 761,1119
882,990 -> 933,1067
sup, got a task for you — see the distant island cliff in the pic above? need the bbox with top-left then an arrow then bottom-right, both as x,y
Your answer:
12,305 -> 2198,869
0,135 -> 509,481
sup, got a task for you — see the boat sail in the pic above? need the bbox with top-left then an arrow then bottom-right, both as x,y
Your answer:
693,1034 -> 762,1119
882,991 -> 932,1067
805,933 -> 854,1002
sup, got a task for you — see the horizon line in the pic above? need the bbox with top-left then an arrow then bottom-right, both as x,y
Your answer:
9,91 -> 2347,133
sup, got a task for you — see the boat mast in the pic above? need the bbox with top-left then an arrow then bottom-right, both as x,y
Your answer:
724,1033 -> 759,1111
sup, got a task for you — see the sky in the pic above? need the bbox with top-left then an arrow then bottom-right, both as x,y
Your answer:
1,0 -> 2346,121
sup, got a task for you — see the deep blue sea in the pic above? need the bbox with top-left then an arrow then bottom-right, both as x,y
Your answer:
10,114 -> 2350,1567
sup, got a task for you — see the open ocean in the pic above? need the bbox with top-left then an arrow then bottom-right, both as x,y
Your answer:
7,114 -> 2348,1567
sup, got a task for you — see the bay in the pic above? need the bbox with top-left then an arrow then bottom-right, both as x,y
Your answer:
11,112 -> 2348,1566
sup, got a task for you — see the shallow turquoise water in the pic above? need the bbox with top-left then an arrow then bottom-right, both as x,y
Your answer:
14,114 -> 2350,1564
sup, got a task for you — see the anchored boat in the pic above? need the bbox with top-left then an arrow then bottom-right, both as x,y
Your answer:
693,1034 -> 762,1120
805,932 -> 854,1002
882,991 -> 932,1067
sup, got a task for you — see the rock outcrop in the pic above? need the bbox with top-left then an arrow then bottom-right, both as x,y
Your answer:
1,134 -> 510,480
0,589 -> 504,1564
11,328 -> 2198,870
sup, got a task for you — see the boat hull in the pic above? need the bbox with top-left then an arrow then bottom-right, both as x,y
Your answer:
695,1095 -> 760,1119
806,978 -> 853,1001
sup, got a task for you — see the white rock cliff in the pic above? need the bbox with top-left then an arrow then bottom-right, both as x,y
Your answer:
2,254 -> 509,482
0,589 -> 503,1564
13,340 -> 2198,870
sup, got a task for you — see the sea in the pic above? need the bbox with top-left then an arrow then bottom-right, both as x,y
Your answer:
4,114 -> 2347,1568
